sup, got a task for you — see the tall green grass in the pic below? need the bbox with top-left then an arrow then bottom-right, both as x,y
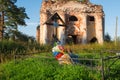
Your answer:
65,42 -> 120,54
1,40 -> 120,63
0,53 -> 119,80
0,40 -> 26,62
0,40 -> 52,63
0,55 -> 101,80
0,40 -> 26,54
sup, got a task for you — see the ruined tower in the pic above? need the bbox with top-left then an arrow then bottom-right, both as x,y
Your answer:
37,0 -> 104,44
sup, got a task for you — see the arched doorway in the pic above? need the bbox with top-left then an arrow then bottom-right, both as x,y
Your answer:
90,37 -> 98,43
66,35 -> 78,44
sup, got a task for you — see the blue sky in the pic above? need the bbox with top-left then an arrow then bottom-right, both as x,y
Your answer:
16,0 -> 120,40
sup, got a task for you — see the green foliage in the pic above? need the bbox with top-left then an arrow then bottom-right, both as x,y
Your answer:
104,33 -> 111,42
0,0 -> 29,40
65,42 -> 120,54
0,41 -> 120,80
0,56 -> 101,80
0,0 -> 29,27
0,40 -> 26,62
106,60 -> 120,80
0,40 -> 26,54
0,42 -> 120,80
0,53 -> 119,80
0,39 -> 53,62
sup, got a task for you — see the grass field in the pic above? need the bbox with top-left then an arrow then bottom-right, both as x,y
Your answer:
0,42 -> 120,80
0,52 -> 120,80
0,54 -> 101,80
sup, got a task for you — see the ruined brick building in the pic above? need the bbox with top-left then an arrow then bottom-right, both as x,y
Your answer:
36,0 -> 105,44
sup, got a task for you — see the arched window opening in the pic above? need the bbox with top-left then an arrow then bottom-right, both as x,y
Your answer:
69,16 -> 78,21
90,37 -> 98,43
66,35 -> 77,44
88,16 -> 95,21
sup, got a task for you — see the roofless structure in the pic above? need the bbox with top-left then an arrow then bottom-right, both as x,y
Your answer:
36,0 -> 105,44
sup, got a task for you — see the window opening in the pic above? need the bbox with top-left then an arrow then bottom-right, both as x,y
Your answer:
88,16 -> 95,21
90,37 -> 98,43
69,16 -> 78,21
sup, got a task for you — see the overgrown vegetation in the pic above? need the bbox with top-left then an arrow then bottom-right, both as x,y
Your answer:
0,40 -> 52,63
0,54 -> 101,80
0,39 -> 120,63
65,42 -> 120,54
0,40 -> 120,79
0,52 -> 120,80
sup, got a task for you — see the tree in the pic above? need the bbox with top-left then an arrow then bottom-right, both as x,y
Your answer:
104,33 -> 111,42
4,29 -> 35,43
12,31 -> 35,43
0,0 -> 29,40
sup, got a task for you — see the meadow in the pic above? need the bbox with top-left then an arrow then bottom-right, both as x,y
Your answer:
0,40 -> 120,80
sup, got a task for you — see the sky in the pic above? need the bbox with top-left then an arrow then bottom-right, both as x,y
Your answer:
16,0 -> 120,40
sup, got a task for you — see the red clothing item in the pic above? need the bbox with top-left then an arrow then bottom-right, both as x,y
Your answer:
58,45 -> 64,51
55,52 -> 64,60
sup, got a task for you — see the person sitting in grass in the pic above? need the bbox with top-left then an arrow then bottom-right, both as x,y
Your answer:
52,41 -> 73,64
66,48 -> 79,64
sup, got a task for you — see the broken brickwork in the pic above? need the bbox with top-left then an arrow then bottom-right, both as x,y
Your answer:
37,0 -> 104,44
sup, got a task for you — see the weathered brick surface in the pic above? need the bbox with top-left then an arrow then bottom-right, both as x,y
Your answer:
37,0 -> 104,44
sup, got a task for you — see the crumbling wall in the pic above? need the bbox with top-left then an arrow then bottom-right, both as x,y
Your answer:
38,0 -> 104,44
